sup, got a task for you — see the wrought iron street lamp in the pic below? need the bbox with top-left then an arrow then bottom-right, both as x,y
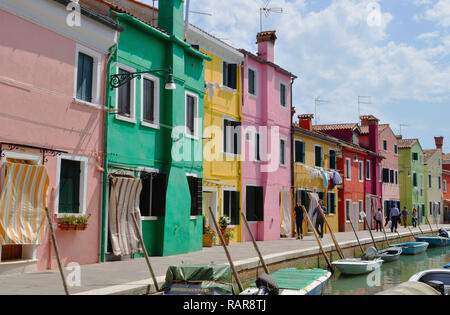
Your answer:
110,67 -> 176,90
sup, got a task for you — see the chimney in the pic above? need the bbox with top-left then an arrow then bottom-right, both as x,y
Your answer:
298,114 -> 314,131
158,0 -> 184,38
435,136 -> 444,150
360,115 -> 379,153
256,31 -> 277,63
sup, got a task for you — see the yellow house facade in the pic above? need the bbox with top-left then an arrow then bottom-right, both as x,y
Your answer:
293,115 -> 342,235
186,25 -> 244,243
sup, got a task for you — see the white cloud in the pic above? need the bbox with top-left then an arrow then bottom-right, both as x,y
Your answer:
424,0 -> 450,27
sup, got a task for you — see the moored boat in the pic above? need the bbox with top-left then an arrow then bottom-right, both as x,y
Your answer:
240,268 -> 332,295
444,263 -> 450,269
375,247 -> 402,262
415,235 -> 449,247
389,242 -> 429,255
332,258 -> 383,275
409,269 -> 450,295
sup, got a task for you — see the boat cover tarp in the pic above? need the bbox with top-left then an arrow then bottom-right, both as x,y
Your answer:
250,268 -> 328,290
377,282 -> 441,295
162,264 -> 233,293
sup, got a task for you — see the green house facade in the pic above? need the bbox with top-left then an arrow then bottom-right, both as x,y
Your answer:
398,138 -> 426,224
101,0 -> 209,260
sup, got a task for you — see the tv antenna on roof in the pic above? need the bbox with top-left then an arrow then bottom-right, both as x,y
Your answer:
260,0 -> 283,32
185,0 -> 212,29
399,124 -> 409,136
315,96 -> 330,124
358,96 -> 371,118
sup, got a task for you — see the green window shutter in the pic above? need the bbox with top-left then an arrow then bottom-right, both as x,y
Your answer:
223,62 -> 228,87
58,159 -> 81,214
76,53 -> 93,103
139,173 -> 151,217
228,64 -> 237,89
255,186 -> 264,222
231,191 -> 240,225
330,150 -> 336,169
248,69 -> 255,95
315,146 -> 322,167
118,68 -> 131,116
143,78 -> 155,123
246,186 -> 256,221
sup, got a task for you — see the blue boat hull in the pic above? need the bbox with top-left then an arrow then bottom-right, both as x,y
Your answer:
415,236 -> 450,247
390,242 -> 429,255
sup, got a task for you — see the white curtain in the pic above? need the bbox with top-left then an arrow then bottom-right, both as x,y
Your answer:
109,177 -> 143,256
308,192 -> 319,230
280,191 -> 292,237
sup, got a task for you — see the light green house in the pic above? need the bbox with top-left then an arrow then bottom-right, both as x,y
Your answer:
101,0 -> 210,261
424,148 -> 444,224
398,138 -> 425,224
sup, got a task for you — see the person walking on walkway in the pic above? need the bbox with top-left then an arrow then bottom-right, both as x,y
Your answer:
293,199 -> 304,240
401,206 -> 409,228
390,204 -> 400,233
375,208 -> 383,232
312,200 -> 328,239
412,208 -> 418,228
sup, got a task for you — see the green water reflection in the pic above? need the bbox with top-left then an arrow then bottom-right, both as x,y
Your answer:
323,247 -> 449,295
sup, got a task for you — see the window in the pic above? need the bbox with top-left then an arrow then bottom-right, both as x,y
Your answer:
394,144 -> 398,155
294,140 -> 305,164
345,158 -> 351,180
383,140 -> 387,151
359,161 -> 364,182
413,173 -> 417,187
280,139 -> 286,166
429,174 -> 432,188
438,176 -> 442,190
444,180 -> 447,193
379,163 -> 382,182
280,83 -> 287,107
352,133 -> 359,145
74,45 -> 101,105
224,119 -> 242,155
359,200 -> 364,222
255,132 -> 262,162
248,68 -> 256,95
139,172 -> 168,217
345,200 -> 351,222
76,52 -> 93,103
328,192 -> 336,215
315,146 -> 323,167
187,176 -> 203,216
412,152 -> 419,161
223,62 -> 237,89
141,75 -> 160,128
383,168 -> 389,183
329,150 -> 337,170
246,186 -> 264,222
185,92 -> 199,138
395,171 -> 398,185
223,190 -> 240,225
56,155 -> 88,215
366,160 -> 371,180
116,64 -> 136,123
390,169 -> 394,184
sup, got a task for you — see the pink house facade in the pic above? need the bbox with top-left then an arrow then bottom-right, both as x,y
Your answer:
377,124 -> 400,216
240,31 -> 296,241
0,0 -> 119,272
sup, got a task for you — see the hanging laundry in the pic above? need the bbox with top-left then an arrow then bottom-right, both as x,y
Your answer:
332,171 -> 343,186
321,169 -> 329,188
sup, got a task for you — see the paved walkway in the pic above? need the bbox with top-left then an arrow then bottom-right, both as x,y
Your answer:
0,224 -> 447,295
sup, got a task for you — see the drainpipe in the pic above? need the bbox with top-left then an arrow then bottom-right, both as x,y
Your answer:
290,76 -> 296,234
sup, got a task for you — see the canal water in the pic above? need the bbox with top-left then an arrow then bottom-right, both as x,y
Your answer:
323,247 -> 449,295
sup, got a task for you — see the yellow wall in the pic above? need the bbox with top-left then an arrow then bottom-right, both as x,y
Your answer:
293,131 -> 341,234
202,49 -> 243,243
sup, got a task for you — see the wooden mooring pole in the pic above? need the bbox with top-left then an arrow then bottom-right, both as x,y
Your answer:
240,212 -> 270,274
349,217 -> 364,254
316,206 -> 345,259
209,207 -> 244,293
302,206 -> 334,272
45,208 -> 69,295
360,212 -> 378,251
131,213 -> 160,292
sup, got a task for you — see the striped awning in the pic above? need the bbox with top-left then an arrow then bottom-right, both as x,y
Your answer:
109,176 -> 143,257
0,162 -> 50,245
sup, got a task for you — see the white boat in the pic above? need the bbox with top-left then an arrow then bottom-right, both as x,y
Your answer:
332,258 -> 383,275
409,269 -> 450,295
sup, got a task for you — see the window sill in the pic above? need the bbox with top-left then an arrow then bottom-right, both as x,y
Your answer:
190,216 -> 200,220
141,216 -> 158,221
56,213 -> 85,219
72,98 -> 102,109
115,115 -> 137,124
141,121 -> 160,130
219,85 -> 237,93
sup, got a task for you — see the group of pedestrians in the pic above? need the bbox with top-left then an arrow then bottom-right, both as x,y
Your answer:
373,204 -> 419,233
293,199 -> 328,240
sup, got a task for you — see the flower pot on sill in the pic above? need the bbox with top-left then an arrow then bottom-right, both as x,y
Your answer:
58,223 -> 87,231
203,234 -> 213,247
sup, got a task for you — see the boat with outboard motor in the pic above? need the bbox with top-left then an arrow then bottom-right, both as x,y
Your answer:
375,247 -> 402,262
389,242 -> 429,255
409,268 -> 450,295
332,247 -> 383,275
415,228 -> 450,247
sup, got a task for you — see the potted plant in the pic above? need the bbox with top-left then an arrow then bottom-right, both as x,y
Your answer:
218,215 -> 233,245
58,214 -> 91,231
202,216 -> 216,247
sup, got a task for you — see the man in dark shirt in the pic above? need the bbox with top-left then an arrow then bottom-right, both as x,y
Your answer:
293,199 -> 304,239
312,200 -> 328,239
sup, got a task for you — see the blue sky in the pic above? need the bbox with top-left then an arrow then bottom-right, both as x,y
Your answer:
145,0 -> 450,151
